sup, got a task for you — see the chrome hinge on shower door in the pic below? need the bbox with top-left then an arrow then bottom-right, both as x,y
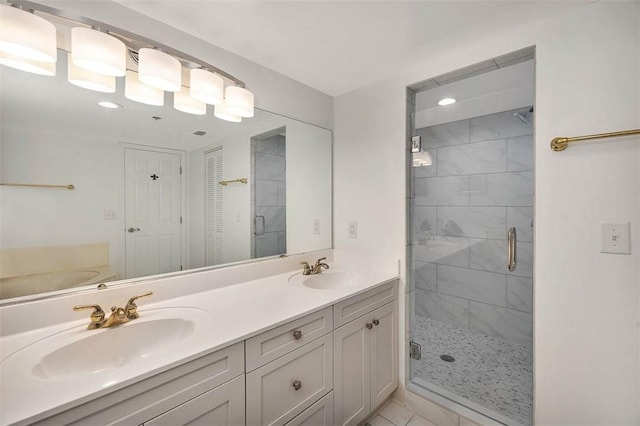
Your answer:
409,341 -> 422,360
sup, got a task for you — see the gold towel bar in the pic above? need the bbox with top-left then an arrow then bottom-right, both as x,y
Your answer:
551,128 -> 640,151
0,183 -> 75,190
219,178 -> 248,186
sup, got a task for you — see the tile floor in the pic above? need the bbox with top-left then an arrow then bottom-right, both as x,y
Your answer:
410,317 -> 532,425
367,401 -> 437,426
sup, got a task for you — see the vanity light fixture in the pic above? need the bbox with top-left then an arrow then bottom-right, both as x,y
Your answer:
0,5 -> 57,63
97,101 -> 122,109
190,68 -> 224,105
437,97 -> 456,106
174,86 -> 207,115
224,86 -> 255,118
0,2 -> 255,123
0,51 -> 55,76
71,27 -> 126,76
138,48 -> 181,92
124,70 -> 164,106
214,102 -> 242,122
68,54 -> 116,92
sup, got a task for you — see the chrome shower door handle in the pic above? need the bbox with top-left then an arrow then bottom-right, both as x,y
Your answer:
507,227 -> 517,272
253,215 -> 265,236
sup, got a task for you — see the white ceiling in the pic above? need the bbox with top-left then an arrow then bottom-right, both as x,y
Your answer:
114,0 -> 594,96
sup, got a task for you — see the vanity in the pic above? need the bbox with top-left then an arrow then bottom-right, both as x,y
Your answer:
0,262 -> 398,426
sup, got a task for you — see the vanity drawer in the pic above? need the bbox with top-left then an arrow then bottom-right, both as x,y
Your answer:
333,280 -> 397,327
246,306 -> 333,371
246,333 -> 333,426
35,342 -> 244,426
285,391 -> 334,426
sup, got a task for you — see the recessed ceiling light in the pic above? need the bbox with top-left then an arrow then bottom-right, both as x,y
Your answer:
97,101 -> 122,109
438,97 -> 456,106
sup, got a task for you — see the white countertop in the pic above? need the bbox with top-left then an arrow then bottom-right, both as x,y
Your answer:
0,265 -> 397,425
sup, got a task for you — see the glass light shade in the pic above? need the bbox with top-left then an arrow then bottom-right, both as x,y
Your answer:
67,54 -> 115,92
412,150 -> 433,167
214,102 -> 242,123
224,86 -> 254,118
0,51 -> 55,75
138,48 -> 181,92
174,86 -> 206,115
190,69 -> 223,105
0,5 -> 56,63
124,70 -> 164,106
71,27 -> 126,77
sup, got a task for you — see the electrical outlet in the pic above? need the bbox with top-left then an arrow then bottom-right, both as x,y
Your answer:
348,220 -> 357,239
601,223 -> 631,254
313,219 -> 321,235
103,209 -> 117,220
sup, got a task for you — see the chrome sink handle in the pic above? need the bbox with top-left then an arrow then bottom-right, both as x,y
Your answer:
125,291 -> 153,319
73,304 -> 105,330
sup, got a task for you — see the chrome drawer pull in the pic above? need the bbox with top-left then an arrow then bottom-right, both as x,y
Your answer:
372,319 -> 380,326
293,330 -> 302,340
292,380 -> 302,391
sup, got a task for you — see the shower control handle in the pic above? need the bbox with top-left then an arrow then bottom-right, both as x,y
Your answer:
508,227 -> 517,272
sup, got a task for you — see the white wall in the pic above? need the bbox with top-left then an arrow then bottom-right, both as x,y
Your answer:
334,1 -> 639,424
0,127 -> 126,278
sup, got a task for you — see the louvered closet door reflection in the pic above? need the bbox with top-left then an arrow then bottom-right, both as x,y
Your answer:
205,148 -> 224,266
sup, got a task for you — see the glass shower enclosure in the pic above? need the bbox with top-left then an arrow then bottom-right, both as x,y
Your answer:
407,58 -> 534,426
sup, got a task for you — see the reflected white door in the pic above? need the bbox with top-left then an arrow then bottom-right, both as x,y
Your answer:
205,148 -> 224,266
125,148 -> 182,278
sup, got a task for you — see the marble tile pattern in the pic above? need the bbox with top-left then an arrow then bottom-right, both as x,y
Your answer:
410,317 -> 533,426
254,135 -> 286,257
410,107 -> 534,347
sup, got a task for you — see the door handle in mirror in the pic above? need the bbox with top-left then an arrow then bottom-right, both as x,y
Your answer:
127,227 -> 141,233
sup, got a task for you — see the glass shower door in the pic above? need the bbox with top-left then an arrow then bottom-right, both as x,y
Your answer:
408,106 -> 534,426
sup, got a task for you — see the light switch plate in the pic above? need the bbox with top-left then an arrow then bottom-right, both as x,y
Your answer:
313,219 -> 321,235
601,222 -> 631,254
103,209 -> 117,220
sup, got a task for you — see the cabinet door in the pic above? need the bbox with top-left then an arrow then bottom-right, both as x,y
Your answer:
370,301 -> 398,408
285,391 -> 333,426
145,375 -> 245,426
333,314 -> 371,426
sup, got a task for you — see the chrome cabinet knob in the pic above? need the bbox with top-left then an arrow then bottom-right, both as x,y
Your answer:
292,380 -> 302,391
365,323 -> 373,330
293,330 -> 303,340
127,227 -> 141,233
373,319 -> 380,326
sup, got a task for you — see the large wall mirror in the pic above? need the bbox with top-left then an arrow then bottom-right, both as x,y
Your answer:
0,17 -> 332,304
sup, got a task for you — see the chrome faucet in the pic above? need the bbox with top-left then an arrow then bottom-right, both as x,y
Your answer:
301,257 -> 330,275
74,291 -> 153,330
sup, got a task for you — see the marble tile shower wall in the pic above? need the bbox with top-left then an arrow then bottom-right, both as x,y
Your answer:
255,135 -> 287,257
411,107 -> 534,349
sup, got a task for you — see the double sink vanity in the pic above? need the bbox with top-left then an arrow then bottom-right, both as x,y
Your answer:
0,258 -> 399,426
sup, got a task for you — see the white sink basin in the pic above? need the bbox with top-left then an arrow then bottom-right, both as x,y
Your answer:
2,307 -> 211,381
289,269 -> 372,290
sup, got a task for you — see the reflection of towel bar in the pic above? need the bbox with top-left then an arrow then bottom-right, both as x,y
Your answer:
0,182 -> 75,190
219,178 -> 248,186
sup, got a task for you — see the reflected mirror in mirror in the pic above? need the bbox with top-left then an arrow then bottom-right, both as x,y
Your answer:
0,49 -> 332,303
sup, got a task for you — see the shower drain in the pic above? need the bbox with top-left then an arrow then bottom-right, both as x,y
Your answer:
440,354 -> 455,362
